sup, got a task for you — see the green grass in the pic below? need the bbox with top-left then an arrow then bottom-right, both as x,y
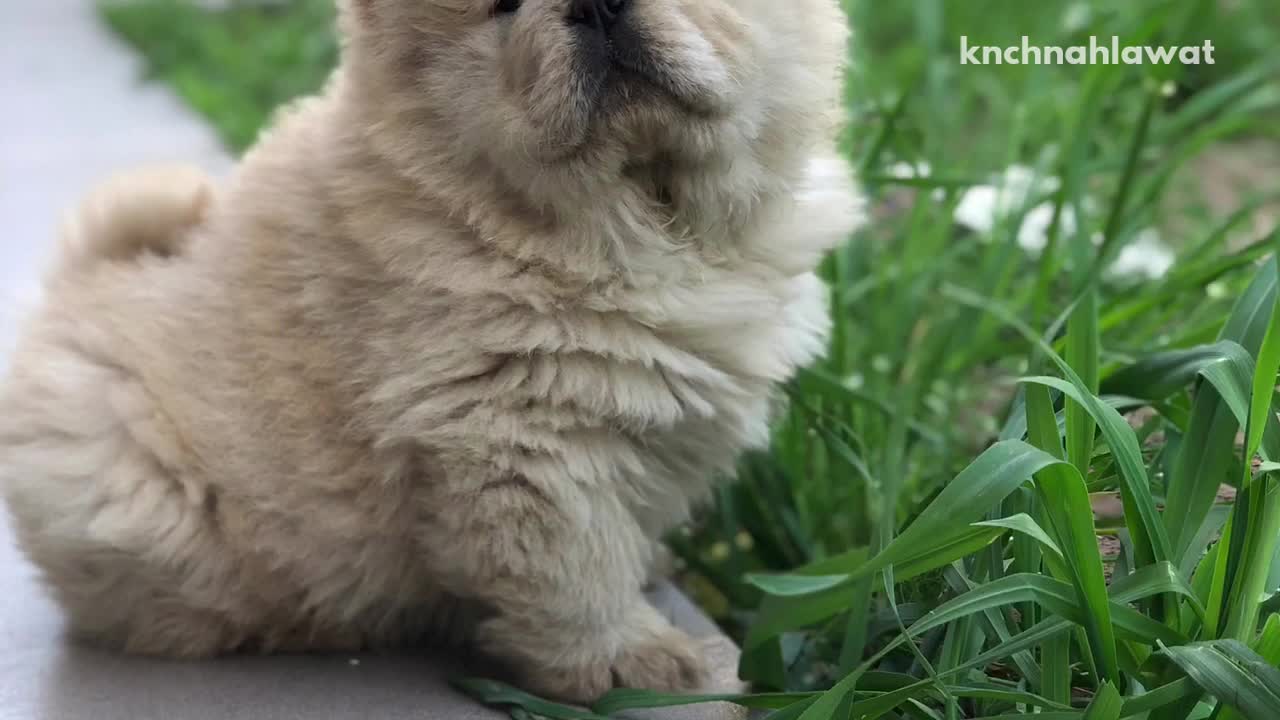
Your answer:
102,0 -> 1280,717
102,0 -> 337,151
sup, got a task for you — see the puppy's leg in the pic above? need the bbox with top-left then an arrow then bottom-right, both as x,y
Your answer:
0,341 -> 244,658
429,465 -> 708,703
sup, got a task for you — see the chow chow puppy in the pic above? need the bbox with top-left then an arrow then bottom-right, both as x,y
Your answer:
0,0 -> 859,702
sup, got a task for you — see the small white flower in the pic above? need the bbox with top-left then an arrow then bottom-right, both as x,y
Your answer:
954,186 -> 1003,236
1062,3 -> 1093,33
1016,203 -> 1080,255
844,373 -> 865,391
1003,165 -> 1062,197
886,161 -> 949,201
1206,281 -> 1229,299
887,161 -> 933,180
1107,229 -> 1176,281
1016,204 -> 1056,253
954,165 -> 1061,239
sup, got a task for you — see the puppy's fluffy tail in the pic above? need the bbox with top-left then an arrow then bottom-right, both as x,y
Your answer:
54,166 -> 213,277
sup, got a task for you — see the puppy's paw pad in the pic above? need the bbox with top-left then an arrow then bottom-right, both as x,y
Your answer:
610,629 -> 708,693
520,664 -> 612,706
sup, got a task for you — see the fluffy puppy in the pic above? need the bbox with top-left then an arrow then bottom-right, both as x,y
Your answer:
0,0 -> 860,702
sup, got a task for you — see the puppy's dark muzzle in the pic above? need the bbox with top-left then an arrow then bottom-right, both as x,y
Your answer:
568,0 -> 628,35
566,0 -> 713,119
569,0 -> 644,71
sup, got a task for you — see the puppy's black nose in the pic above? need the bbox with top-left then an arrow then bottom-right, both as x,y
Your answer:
568,0 -> 627,34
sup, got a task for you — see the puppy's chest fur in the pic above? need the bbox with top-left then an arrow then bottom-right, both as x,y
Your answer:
216,105 -> 850,549
350,244 -> 830,537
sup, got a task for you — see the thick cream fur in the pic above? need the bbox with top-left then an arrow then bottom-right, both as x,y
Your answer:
0,0 -> 860,702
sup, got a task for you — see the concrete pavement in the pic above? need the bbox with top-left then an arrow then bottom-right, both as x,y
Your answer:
0,0 -> 231,362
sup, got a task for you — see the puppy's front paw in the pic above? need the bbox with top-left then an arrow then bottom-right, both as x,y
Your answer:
611,626 -> 708,693
518,626 -> 708,705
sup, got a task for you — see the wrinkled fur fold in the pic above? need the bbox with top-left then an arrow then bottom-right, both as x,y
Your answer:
0,0 -> 860,702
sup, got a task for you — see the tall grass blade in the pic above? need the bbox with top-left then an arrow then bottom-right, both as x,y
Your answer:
1162,640 -> 1280,719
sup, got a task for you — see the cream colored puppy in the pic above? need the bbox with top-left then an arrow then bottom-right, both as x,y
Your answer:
0,0 -> 859,702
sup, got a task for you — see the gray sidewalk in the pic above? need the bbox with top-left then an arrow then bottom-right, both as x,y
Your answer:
0,4 -> 742,720
0,0 -> 231,360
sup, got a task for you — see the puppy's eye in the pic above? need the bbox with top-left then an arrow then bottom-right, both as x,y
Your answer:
493,0 -> 521,15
